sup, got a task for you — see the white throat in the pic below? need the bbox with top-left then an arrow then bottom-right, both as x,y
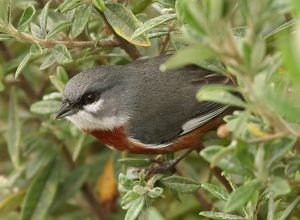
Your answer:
66,99 -> 129,131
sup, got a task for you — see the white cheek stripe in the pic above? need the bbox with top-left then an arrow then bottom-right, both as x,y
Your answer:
84,99 -> 104,113
66,111 -> 129,131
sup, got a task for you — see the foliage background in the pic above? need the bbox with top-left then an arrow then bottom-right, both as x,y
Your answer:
1,0 -> 300,220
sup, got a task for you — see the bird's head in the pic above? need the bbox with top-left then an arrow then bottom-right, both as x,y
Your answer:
56,66 -> 131,131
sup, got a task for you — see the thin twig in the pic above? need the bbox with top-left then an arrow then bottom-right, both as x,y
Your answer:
8,26 -> 120,49
211,167 -> 232,192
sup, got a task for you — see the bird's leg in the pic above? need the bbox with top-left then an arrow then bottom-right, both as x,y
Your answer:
145,148 -> 195,178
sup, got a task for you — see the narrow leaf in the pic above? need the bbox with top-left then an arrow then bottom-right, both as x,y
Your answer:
40,1 -> 51,36
131,14 -> 176,39
7,87 -> 20,169
278,195 -> 300,220
56,66 -> 69,83
49,75 -> 65,93
118,158 -> 152,167
0,33 -> 12,41
197,85 -> 246,108
21,159 -> 59,220
72,133 -> 86,161
269,176 -> 291,196
0,189 -> 25,216
103,3 -> 150,47
199,211 -> 245,220
51,167 -> 89,211
52,44 -> 73,64
124,196 -> 145,220
58,0 -> 84,13
40,54 -> 56,70
160,45 -> 215,71
47,21 -> 72,38
70,5 -> 92,38
18,4 -> 36,31
92,0 -> 106,11
0,0 -> 11,23
201,183 -> 229,201
160,176 -> 201,193
225,180 -> 260,212
15,52 -> 32,79
30,100 -> 61,114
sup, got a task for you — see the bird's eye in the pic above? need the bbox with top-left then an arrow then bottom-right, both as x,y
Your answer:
83,93 -> 96,104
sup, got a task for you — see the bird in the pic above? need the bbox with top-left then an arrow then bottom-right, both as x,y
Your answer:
56,56 -> 233,154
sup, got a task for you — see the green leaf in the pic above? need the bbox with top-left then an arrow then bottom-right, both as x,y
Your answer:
30,100 -> 61,114
124,196 -> 145,220
30,43 -> 42,55
118,173 -> 136,192
0,0 -> 11,23
40,54 -> 56,70
199,211 -> 245,220
51,166 -> 89,211
52,44 -> 73,64
91,0 -> 106,11
56,66 -> 69,83
103,3 -> 150,47
72,133 -> 86,161
225,180 -> 260,212
15,52 -> 32,79
197,85 -> 246,108
0,190 -> 25,216
0,33 -> 12,41
47,21 -> 72,38
131,0 -> 153,14
201,183 -> 229,201
18,4 -> 36,31
160,175 -> 201,193
7,87 -> 20,169
49,75 -> 65,93
58,0 -> 84,13
278,195 -> 300,220
148,187 -> 163,198
264,20 -> 296,42
266,136 -> 297,168
121,190 -> 140,209
21,159 -> 60,220
40,0 -> 51,36
200,146 -> 250,175
269,176 -> 291,196
30,23 -> 44,38
43,92 -> 62,100
70,5 -> 92,38
160,45 -> 215,71
144,207 -> 165,220
131,14 -> 176,39
118,158 -> 152,167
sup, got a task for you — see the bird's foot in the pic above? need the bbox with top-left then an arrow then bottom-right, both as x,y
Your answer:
144,159 -> 177,178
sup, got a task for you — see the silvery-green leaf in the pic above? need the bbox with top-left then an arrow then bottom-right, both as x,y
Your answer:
18,4 -> 36,31
15,52 -> 32,79
70,5 -> 92,38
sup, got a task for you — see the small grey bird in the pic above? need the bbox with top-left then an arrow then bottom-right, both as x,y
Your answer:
56,56 -> 232,154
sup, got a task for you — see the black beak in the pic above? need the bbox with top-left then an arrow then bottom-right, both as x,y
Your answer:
55,102 -> 77,119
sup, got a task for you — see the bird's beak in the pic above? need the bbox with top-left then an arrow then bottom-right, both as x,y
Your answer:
55,102 -> 78,119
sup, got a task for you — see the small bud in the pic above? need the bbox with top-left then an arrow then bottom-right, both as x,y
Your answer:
217,124 -> 230,138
